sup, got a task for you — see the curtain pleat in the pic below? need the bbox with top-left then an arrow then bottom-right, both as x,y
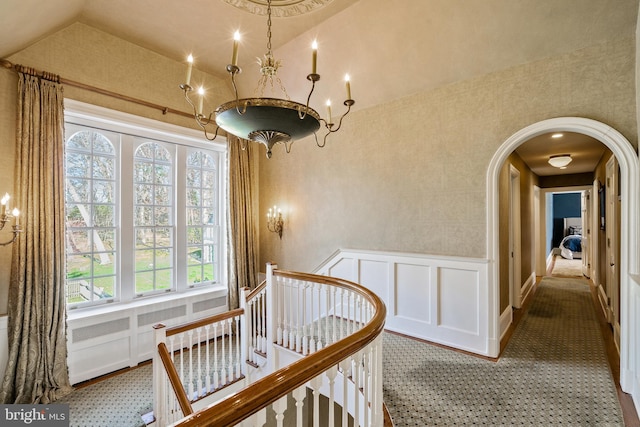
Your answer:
227,136 -> 259,309
0,71 -> 72,403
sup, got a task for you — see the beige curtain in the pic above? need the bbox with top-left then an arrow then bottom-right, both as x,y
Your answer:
0,68 -> 72,403
227,136 -> 259,309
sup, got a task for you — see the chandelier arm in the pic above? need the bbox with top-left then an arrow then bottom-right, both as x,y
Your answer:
324,101 -> 353,133
202,124 -> 220,141
0,226 -> 21,246
314,131 -> 327,148
284,140 -> 294,153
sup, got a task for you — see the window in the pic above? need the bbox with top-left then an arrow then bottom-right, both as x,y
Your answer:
64,102 -> 226,308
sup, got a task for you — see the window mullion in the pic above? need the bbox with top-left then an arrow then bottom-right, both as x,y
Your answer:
175,145 -> 187,292
119,136 -> 136,302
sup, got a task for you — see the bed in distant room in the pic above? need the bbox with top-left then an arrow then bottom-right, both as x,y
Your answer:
560,217 -> 583,260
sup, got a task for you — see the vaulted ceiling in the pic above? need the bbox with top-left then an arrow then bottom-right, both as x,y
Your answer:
0,0 -> 637,175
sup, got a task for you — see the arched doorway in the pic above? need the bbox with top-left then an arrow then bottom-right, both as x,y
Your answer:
486,117 -> 639,402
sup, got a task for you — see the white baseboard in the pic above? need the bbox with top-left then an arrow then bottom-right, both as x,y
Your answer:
521,272 -> 535,304
499,306 -> 512,341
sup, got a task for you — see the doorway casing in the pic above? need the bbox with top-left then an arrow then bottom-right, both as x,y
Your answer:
486,117 -> 640,408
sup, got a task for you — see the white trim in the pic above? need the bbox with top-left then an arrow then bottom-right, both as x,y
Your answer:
521,272 -> 536,304
486,117 -> 640,411
64,99 -> 227,153
499,306 -> 512,341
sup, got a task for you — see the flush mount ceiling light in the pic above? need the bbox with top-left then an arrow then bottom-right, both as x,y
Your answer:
548,154 -> 572,168
180,0 -> 354,158
551,133 -> 564,139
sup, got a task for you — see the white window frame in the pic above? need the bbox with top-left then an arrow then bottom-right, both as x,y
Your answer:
64,99 -> 227,309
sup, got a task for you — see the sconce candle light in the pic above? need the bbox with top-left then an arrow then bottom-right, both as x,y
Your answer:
0,192 -> 22,246
267,205 -> 284,239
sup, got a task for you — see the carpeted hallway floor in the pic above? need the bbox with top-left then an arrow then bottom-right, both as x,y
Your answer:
59,276 -> 625,426
382,276 -> 623,426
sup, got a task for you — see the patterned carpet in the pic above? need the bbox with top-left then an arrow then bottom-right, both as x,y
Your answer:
58,276 -> 624,426
383,276 -> 623,426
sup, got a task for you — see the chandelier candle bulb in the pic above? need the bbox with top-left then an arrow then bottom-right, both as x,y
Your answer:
232,31 -> 240,66
11,208 -> 19,226
185,54 -> 194,87
197,87 -> 205,116
0,193 -> 8,216
311,40 -> 318,74
326,100 -> 332,123
345,74 -> 351,100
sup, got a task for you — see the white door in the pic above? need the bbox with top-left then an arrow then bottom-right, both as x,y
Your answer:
605,157 -> 620,349
581,190 -> 591,278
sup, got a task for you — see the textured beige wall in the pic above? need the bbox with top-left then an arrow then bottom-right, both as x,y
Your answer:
0,22 -> 232,314
258,37 -> 637,274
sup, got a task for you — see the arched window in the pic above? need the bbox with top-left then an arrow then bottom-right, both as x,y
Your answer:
65,128 -> 118,305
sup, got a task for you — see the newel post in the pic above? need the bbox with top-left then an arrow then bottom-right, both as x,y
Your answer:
239,286 -> 250,369
153,323 -> 167,426
266,262 -> 277,373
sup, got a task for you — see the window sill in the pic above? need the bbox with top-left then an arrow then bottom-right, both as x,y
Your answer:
67,284 -> 227,321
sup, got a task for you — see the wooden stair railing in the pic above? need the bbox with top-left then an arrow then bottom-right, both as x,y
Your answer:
169,266 -> 387,426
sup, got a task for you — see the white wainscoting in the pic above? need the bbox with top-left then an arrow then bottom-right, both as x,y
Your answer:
67,287 -> 227,384
315,250 -> 491,356
0,315 -> 7,384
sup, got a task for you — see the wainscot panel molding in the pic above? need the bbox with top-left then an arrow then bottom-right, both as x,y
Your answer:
315,250 -> 491,356
66,287 -> 227,384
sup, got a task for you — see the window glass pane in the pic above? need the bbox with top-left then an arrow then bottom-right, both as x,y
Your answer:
93,205 -> 115,227
135,206 -> 153,226
66,204 -> 88,227
92,134 -> 114,154
155,185 -> 170,206
66,153 -> 91,177
66,179 -> 90,203
93,156 -> 115,179
66,131 -> 91,151
93,180 -> 115,203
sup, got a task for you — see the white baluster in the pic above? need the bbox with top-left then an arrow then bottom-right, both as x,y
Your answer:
227,318 -> 234,383
303,282 -> 309,355
310,375 -> 323,427
326,366 -> 338,427
363,348 -> 370,427
187,330 -> 194,400
196,327 -> 203,397
276,276 -> 283,345
340,358 -> 350,427
249,299 -> 255,358
261,290 -> 268,352
283,278 -> 290,349
353,352 -> 361,427
235,315 -> 241,378
292,385 -> 306,426
205,324 -> 211,393
213,323 -> 219,389
318,283 -> 324,349
272,395 -> 288,427
291,280 -> 298,351
257,292 -> 263,353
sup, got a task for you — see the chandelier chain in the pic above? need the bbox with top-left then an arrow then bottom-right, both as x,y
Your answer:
266,0 -> 273,56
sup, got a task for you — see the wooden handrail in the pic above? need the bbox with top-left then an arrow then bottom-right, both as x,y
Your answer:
165,308 -> 244,337
157,342 -> 194,417
245,280 -> 267,301
174,269 -> 387,427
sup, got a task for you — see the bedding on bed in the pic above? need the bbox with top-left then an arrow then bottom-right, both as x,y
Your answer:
560,234 -> 582,260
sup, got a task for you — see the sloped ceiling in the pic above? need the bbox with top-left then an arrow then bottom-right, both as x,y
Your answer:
0,0 -> 637,175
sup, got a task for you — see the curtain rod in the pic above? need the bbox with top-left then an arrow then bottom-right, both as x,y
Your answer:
1,58 -> 193,119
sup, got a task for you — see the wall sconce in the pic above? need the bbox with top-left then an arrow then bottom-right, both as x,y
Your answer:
0,193 -> 21,246
267,205 -> 284,239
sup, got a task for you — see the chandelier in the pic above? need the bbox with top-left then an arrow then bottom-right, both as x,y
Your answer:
180,0 -> 354,158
